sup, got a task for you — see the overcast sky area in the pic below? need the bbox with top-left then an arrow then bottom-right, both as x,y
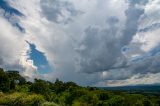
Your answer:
0,0 -> 160,86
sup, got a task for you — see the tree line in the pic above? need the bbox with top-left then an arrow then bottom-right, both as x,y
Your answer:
0,68 -> 160,106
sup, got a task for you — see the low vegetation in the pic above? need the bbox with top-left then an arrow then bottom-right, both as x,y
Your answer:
0,68 -> 160,106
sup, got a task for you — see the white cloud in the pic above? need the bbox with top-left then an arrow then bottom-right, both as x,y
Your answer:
132,29 -> 160,52
0,9 -> 37,79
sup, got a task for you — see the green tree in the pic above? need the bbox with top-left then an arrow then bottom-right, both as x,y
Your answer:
98,92 -> 109,100
0,68 -> 10,92
53,79 -> 65,94
6,71 -> 26,85
30,79 -> 51,94
107,95 -> 125,106
142,99 -> 152,106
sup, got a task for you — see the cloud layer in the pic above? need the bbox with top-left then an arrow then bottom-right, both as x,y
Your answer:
1,0 -> 160,86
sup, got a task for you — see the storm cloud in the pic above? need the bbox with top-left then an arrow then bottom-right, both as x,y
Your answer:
76,0 -> 146,74
1,0 -> 160,86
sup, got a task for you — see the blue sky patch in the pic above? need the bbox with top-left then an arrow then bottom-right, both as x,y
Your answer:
0,0 -> 25,32
0,0 -> 23,16
27,42 -> 52,74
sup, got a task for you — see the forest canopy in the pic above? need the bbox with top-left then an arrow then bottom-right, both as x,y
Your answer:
0,68 -> 160,106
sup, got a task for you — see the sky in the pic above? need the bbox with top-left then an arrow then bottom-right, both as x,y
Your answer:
0,0 -> 160,86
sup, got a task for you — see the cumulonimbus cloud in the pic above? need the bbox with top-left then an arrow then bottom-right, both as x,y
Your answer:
1,0 -> 160,86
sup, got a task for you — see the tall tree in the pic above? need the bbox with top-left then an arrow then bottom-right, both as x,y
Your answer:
0,68 -> 10,92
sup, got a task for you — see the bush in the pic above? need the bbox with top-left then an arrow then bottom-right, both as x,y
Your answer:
98,92 -> 109,100
0,92 -> 44,106
107,95 -> 125,106
142,98 -> 152,106
72,101 -> 89,106
0,92 -> 24,105
42,102 -> 59,106
18,94 -> 44,106
15,84 -> 30,92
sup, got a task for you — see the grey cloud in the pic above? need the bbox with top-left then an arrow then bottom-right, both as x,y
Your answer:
106,70 -> 132,80
128,0 -> 149,5
131,53 -> 160,75
76,1 -> 145,75
121,5 -> 144,45
40,0 -> 82,24
138,23 -> 160,32
106,17 -> 119,26
76,22 -> 123,73
0,58 -> 3,65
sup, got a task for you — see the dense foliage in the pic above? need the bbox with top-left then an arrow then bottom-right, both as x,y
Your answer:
0,68 -> 160,106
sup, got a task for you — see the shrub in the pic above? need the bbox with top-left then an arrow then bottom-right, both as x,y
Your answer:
42,102 -> 59,106
0,92 -> 24,105
18,94 -> 44,106
107,95 -> 125,106
0,92 -> 44,106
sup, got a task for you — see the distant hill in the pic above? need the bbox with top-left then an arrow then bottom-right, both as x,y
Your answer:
99,85 -> 160,96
